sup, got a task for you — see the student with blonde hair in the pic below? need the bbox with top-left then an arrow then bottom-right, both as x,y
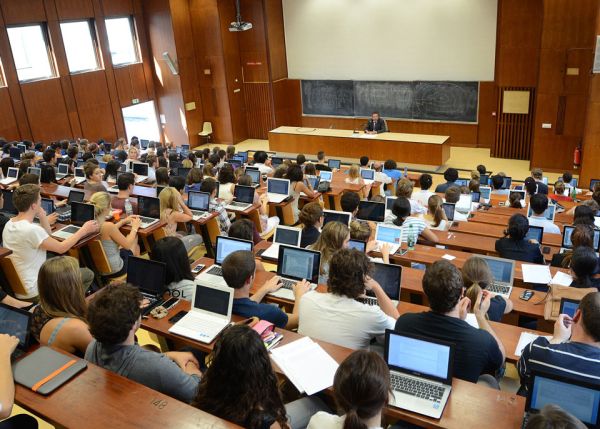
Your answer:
159,187 -> 203,251
462,256 -> 513,322
425,194 -> 448,230
237,174 -> 279,235
308,221 -> 350,284
202,162 -> 215,178
345,164 -> 367,198
90,192 -> 140,275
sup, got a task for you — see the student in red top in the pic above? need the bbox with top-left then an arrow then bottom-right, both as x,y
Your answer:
549,181 -> 573,202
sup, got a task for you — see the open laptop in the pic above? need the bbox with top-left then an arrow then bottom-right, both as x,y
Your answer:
261,226 -> 302,260
561,225 -> 600,253
479,255 -> 515,298
303,175 -> 320,196
187,191 -> 211,221
522,371 -> 600,428
73,167 -> 86,185
137,196 -> 160,229
356,201 -> 385,222
527,203 -> 556,222
127,257 -> 168,315
360,168 -> 375,185
55,163 -> 70,180
385,196 -> 397,213
471,191 -> 481,203
385,331 -> 454,419
509,190 -> 526,203
55,189 -> 85,218
479,186 -> 492,203
266,178 -> 290,203
51,202 -> 95,240
502,177 -> 512,189
479,174 -> 489,186
360,262 -> 401,306
224,185 -> 254,211
196,236 -> 253,286
0,190 -> 17,217
442,202 -> 455,222
323,209 -> 351,226
328,159 -> 341,170
0,302 -> 31,361
0,167 -> 18,185
270,245 -> 320,300
245,168 -> 261,188
348,239 -> 367,252
525,225 -> 544,244
271,156 -> 283,168
26,167 -> 41,183
132,162 -> 149,183
40,198 -> 55,215
319,170 -> 333,184
9,147 -> 21,161
589,179 -> 600,192
168,282 -> 234,344
374,223 -> 403,255
454,178 -> 469,187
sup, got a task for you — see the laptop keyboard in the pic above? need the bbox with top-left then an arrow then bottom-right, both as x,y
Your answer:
206,266 -> 223,276
357,296 -> 378,306
281,278 -> 296,290
175,316 -> 226,339
391,373 -> 445,401
488,282 -> 511,295
140,216 -> 157,224
229,202 -> 249,208
191,210 -> 206,218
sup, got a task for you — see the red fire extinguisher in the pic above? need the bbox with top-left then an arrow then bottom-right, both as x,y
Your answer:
574,145 -> 581,169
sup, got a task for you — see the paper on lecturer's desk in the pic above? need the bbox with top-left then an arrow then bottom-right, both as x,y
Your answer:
270,337 -> 339,395
522,264 -> 552,284
515,332 -> 552,357
442,254 -> 456,261
551,271 -> 573,287
465,313 -> 479,329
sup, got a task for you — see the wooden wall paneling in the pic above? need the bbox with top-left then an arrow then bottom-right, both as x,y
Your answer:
243,82 -> 274,139
493,87 -> 536,160
0,88 -> 20,140
54,0 -> 94,19
132,0 -> 155,102
237,0 -> 269,83
128,62 -> 151,103
100,0 -> 133,17
564,48 -> 595,94
0,0 -> 46,25
263,0 -> 287,82
20,79 -> 72,141
70,71 -> 117,140
477,82 -> 496,148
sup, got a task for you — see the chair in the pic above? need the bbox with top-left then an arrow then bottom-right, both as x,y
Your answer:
87,240 -> 127,285
0,257 -> 29,298
198,122 -> 213,144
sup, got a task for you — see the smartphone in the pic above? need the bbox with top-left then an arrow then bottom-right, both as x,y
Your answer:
519,290 -> 534,301
192,264 -> 205,274
542,246 -> 551,254
168,310 -> 188,324
162,297 -> 179,310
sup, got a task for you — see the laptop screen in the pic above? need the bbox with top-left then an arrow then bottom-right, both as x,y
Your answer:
140,139 -> 149,149
277,245 -> 320,283
274,227 -> 301,246
193,284 -> 230,316
525,226 -> 544,243
71,202 -> 94,225
528,374 -> 600,425
215,237 -> 253,265
319,171 -> 333,182
528,204 -> 556,221
563,226 -> 600,250
385,196 -> 397,211
560,298 -> 580,318
454,179 -> 469,187
442,203 -> 455,221
471,192 -> 481,203
177,167 -> 191,178
132,163 -> 149,176
6,167 -> 18,179
348,239 -> 366,252
360,169 -> 375,180
75,167 -> 84,178
589,179 -> 599,192
67,190 -> 85,205
9,147 -> 21,160
138,196 -> 160,218
271,157 -> 283,167
228,160 -> 242,170
385,332 -> 452,383
41,198 -> 55,214
482,257 -> 514,284
0,303 -> 31,349
328,159 -> 341,169
479,174 -> 489,186
188,191 -> 210,211
368,263 -> 401,300
267,179 -> 289,195
58,163 -> 69,174
357,201 -> 385,222
246,169 -> 260,184
127,257 -> 166,295
27,167 -> 41,177
323,210 -> 351,226
306,176 -> 320,190
232,155 -> 245,164
234,185 -> 254,203
236,151 -> 248,163
480,186 -> 491,200
1,190 -> 17,214
502,177 -> 512,189
376,225 -> 402,245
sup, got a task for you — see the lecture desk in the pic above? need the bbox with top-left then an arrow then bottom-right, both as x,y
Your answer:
15,348 -> 240,429
269,126 -> 452,167
470,211 -> 565,231
449,221 -> 563,248
483,205 -> 574,224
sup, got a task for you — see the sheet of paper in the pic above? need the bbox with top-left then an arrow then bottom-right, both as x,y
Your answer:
442,254 -> 456,261
521,264 -> 552,284
514,332 -> 552,357
551,271 -> 573,287
465,313 -> 479,329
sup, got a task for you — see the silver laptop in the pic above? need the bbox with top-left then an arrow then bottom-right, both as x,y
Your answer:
73,167 -> 86,184
261,226 -> 302,260
27,167 -> 41,181
55,163 -> 70,180
322,209 -> 351,227
561,225 -> 600,254
137,196 -> 160,229
245,168 -> 261,188
196,236 -> 253,286
359,262 -> 401,306
51,224 -> 82,240
374,223 -> 403,255
0,167 -> 18,185
168,282 -> 234,344
225,185 -> 255,211
360,168 -> 375,185
266,178 -> 290,203
527,203 -> 556,222
479,186 -> 492,203
479,255 -> 515,298
270,245 -> 320,301
132,162 -> 149,183
385,331 -> 454,419
187,191 -> 211,221
319,170 -> 333,183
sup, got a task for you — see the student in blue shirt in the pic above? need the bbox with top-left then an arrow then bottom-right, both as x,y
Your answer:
382,160 -> 402,195
222,250 -> 310,329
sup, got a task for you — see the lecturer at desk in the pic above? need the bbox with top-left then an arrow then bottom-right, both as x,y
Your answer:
364,111 -> 388,134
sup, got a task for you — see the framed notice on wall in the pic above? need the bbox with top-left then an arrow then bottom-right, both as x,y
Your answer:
503,90 -> 530,114
594,36 -> 600,74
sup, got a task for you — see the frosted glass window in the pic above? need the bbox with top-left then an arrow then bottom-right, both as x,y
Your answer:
60,20 -> 100,73
105,17 -> 140,66
7,25 -> 55,82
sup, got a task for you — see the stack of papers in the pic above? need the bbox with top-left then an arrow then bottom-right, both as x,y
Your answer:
551,271 -> 573,287
270,337 -> 339,395
514,332 -> 552,357
522,264 -> 552,284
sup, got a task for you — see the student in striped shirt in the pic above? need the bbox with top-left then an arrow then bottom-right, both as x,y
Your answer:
518,291 -> 600,393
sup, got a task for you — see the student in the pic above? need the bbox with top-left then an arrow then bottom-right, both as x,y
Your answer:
528,194 -> 560,234
359,155 -> 369,167
371,161 -> 391,195
223,250 -> 309,329
531,168 -> 548,194
155,167 -> 169,187
518,291 -> 600,392
395,260 -> 505,383
299,202 -> 323,248
184,168 -> 203,194
31,256 -> 93,355
200,178 -> 231,235
425,194 -> 448,231
340,191 -> 361,219
550,180 -> 572,202
110,172 -> 138,214
145,154 -> 158,181
524,177 -> 538,197
551,224 -> 594,268
252,150 -> 273,175
350,221 -> 389,263
307,221 -> 350,285
396,178 -> 426,215
385,197 -> 439,243
298,248 -> 399,350
85,284 -> 201,402
217,163 -> 236,204
345,164 -> 367,193
382,160 -> 402,189
434,167 -> 459,193
469,178 -> 480,193
444,186 -> 469,221
477,164 -> 487,176
525,405 -> 587,429
315,151 -> 331,172
90,192 -> 140,275
159,187 -> 203,252
508,191 -> 524,208
286,164 -> 316,224
496,214 -> 544,264
462,256 -> 513,321
573,205 -> 596,227
2,184 -> 97,299
303,162 -> 316,176
83,162 -> 107,193
150,237 -> 196,300
225,144 -> 235,160
490,175 -> 510,196
103,159 -> 121,182
296,153 -> 306,167
307,350 -> 390,429
569,247 -> 600,290
168,175 -> 186,195
413,173 -> 434,207
237,174 -> 279,235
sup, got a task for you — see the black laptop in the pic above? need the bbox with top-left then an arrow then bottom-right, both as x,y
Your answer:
0,302 -> 32,361
127,257 -> 168,315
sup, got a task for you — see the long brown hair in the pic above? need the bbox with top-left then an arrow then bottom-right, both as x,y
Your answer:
37,256 -> 87,320
562,224 -> 595,268
427,194 -> 445,227
462,256 -> 493,319
309,221 -> 349,274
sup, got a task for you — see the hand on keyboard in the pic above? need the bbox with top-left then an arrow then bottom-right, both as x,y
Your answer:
293,279 -> 311,300
261,276 -> 283,293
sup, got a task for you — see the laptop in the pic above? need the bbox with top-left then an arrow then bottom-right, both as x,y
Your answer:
360,168 -> 375,185
527,203 -> 556,222
348,239 -> 367,252
266,178 -> 290,203
261,226 -> 302,260
303,175 -> 320,196
502,177 -> 512,189
356,201 -> 385,222
385,196 -> 397,212
55,190 -> 85,217
73,167 -> 86,185
1,190 -> 16,216
360,262 -> 401,306
509,190 -> 526,202
270,245 -> 320,300
127,257 -> 168,315
374,223 -> 403,255
227,159 -> 242,170
27,167 -> 41,180
177,167 -> 191,178
40,198 -> 55,215
323,209 -> 351,226
55,163 -> 70,180
561,225 -> 600,253
52,202 -> 95,240
51,224 -> 82,240
236,151 -> 248,163
0,302 -> 31,361
385,331 -> 453,419
196,236 -> 253,286
271,156 -> 283,168
442,202 -> 455,222
589,179 -> 599,192
187,191 -> 211,221
0,167 -> 18,185
471,191 -> 481,203
525,225 -> 544,243
132,162 -> 149,183
522,371 -> 600,428
479,186 -> 492,203
245,168 -> 261,188
224,185 -> 255,211
140,139 -> 149,150
479,174 -> 489,186
479,255 -> 515,298
319,170 -> 333,183
454,178 -> 469,187
559,298 -> 580,318
168,282 -> 234,344
328,159 -> 341,170
137,196 -> 161,229
9,147 -> 21,161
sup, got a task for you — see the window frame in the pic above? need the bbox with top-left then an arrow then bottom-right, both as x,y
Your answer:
59,18 -> 103,75
0,58 -> 7,88
7,22 -> 58,83
104,15 -> 141,67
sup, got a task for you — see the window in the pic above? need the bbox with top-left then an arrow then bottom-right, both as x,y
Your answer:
0,59 -> 6,87
7,24 -> 55,82
60,20 -> 101,73
105,17 -> 140,66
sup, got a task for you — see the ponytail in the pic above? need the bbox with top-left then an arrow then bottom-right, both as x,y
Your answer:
433,206 -> 444,228
343,409 -> 368,429
465,282 -> 489,320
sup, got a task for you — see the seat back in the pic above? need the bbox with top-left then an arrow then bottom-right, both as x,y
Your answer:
87,240 -> 112,275
0,257 -> 28,297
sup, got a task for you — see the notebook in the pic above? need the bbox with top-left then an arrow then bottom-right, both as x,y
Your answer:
55,163 -> 70,180
454,178 -> 469,187
196,236 -> 254,286
137,196 -> 160,229
127,257 -> 168,314
442,202 -> 456,222
479,174 -> 489,186
480,186 -> 492,202
224,185 -> 255,211
55,190 -> 85,217
40,198 -> 55,215
266,178 -> 290,203
9,147 -> 21,161
70,201 -> 94,226
347,239 -> 367,252
245,168 -> 261,188
319,171 -> 333,183
261,226 -> 302,260
323,209 -> 351,226
471,192 -> 481,203
502,177 -> 512,189
187,191 -> 211,221
0,167 -> 18,185
27,167 -> 41,181
0,302 -> 31,361
479,255 -> 515,298
270,245 -> 320,301
360,262 -> 401,306
356,201 -> 385,222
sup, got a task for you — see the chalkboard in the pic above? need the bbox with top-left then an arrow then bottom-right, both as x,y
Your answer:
301,80 -> 479,123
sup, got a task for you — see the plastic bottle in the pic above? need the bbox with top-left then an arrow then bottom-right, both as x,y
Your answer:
124,198 -> 133,216
407,224 -> 416,250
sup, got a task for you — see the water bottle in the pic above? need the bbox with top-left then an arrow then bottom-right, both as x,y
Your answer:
407,224 -> 416,250
571,184 -> 577,200
124,198 -> 133,216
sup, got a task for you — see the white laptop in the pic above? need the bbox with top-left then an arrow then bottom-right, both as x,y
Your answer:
527,203 -> 556,222
322,209 -> 351,226
561,225 -> 600,254
479,255 -> 515,298
51,224 -> 81,240
73,167 -> 86,185
132,162 -> 149,183
187,191 -> 211,221
0,167 -> 18,185
168,282 -> 234,344
319,170 -> 333,183
55,163 -> 70,180
456,194 -> 472,214
224,185 -> 255,211
479,186 -> 492,203
261,226 -> 302,260
359,262 -> 401,306
269,245 -> 320,301
360,168 -> 375,185
27,167 -> 41,181
266,178 -> 290,203
196,236 -> 254,286
374,223 -> 403,255
385,331 -> 453,419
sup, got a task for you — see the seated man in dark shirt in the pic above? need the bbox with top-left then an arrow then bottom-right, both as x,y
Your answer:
434,168 -> 459,193
394,260 -> 505,383
223,250 -> 309,329
495,214 -> 544,264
